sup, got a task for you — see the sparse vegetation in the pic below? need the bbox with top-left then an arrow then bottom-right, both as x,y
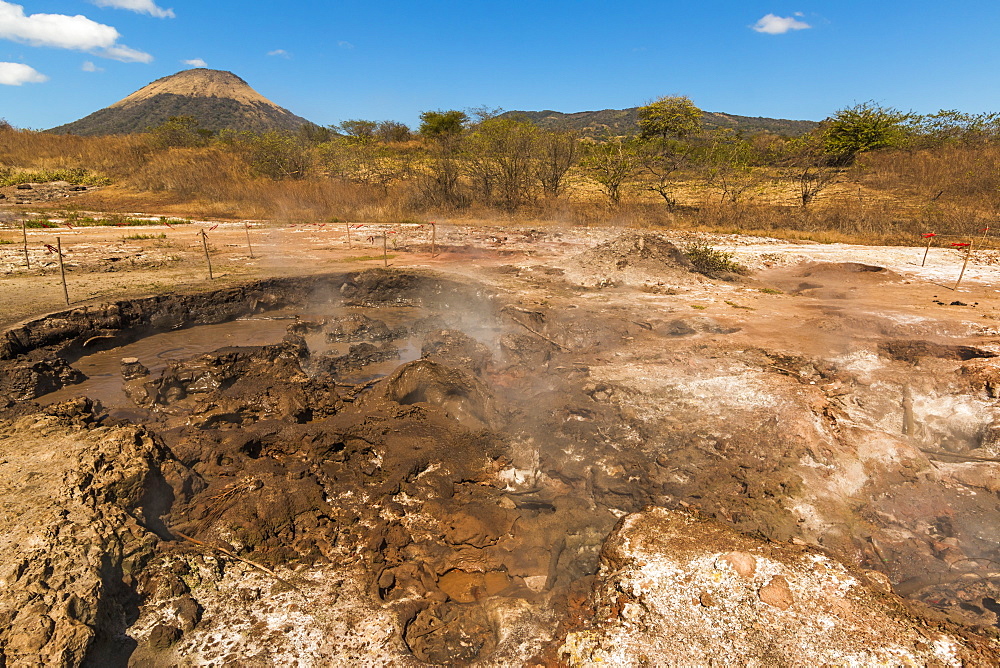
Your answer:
17,213 -> 189,228
122,232 -> 167,240
0,167 -> 110,187
6,93 -> 1000,246
341,254 -> 398,262
684,243 -> 750,277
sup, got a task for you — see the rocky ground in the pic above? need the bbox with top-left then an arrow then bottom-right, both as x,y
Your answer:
3,220 -> 1000,665
0,181 -> 98,206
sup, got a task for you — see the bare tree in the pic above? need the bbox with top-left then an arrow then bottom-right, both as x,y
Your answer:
318,138 -> 413,190
536,130 -> 578,197
702,132 -> 768,205
785,135 -> 840,207
418,134 -> 468,208
797,163 -> 840,207
582,136 -> 641,206
639,138 -> 696,209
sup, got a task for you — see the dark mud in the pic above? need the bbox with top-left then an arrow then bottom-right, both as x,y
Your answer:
3,265 -> 1000,664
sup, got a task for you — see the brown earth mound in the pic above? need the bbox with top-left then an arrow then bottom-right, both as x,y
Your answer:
762,261 -> 904,297
567,232 -> 698,287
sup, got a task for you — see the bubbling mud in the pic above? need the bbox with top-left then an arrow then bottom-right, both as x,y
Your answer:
4,256 -> 1000,664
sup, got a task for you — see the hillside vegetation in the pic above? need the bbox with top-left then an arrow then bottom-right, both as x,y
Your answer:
4,98 -> 1000,246
48,69 -> 311,136
501,108 -> 818,138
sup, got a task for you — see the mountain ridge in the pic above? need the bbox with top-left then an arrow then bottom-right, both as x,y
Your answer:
48,68 -> 313,136
501,107 -> 818,137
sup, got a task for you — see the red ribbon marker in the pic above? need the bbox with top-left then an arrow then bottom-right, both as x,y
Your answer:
44,244 -> 58,254
65,223 -> 74,229
209,224 -> 219,232
921,233 -> 939,266
951,242 -> 970,247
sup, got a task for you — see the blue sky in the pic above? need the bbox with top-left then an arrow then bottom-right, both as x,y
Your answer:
2,1 -> 1000,130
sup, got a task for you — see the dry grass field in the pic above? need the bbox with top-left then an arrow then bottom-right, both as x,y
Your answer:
3,126 -> 1000,250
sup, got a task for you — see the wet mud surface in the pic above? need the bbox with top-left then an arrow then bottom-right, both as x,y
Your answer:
4,235 -> 1000,664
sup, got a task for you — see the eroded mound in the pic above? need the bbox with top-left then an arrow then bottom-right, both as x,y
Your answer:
567,232 -> 698,287
762,260 -> 904,298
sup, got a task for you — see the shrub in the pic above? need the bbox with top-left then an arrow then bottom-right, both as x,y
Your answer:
0,167 -> 111,186
684,242 -> 749,277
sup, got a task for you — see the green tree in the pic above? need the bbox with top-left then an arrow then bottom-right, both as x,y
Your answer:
298,123 -> 333,144
376,120 -> 412,143
785,133 -> 840,207
338,119 -> 378,141
908,109 -> 1000,147
317,137 -> 414,189
823,102 -> 912,162
582,136 -> 642,205
148,116 -> 207,149
637,95 -> 703,140
634,96 -> 705,208
419,110 -> 469,137
416,111 -> 468,207
463,117 -> 540,211
229,130 -> 311,179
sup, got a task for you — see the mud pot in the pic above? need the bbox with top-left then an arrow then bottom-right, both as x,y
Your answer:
4,232 -> 1000,665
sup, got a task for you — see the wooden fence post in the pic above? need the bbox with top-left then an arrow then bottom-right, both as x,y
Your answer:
921,233 -> 936,267
954,241 -> 974,290
57,237 -> 69,305
201,229 -> 214,279
21,219 -> 29,268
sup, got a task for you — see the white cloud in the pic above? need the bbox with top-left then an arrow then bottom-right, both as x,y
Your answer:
337,41 -> 354,49
183,58 -> 207,67
103,44 -> 153,62
92,0 -> 175,19
0,1 -> 119,50
752,13 -> 812,35
0,61 -> 48,85
81,60 -> 103,72
267,49 -> 289,58
0,1 -> 153,61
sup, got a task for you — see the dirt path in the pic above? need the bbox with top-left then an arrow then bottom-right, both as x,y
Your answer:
4,220 -> 999,329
